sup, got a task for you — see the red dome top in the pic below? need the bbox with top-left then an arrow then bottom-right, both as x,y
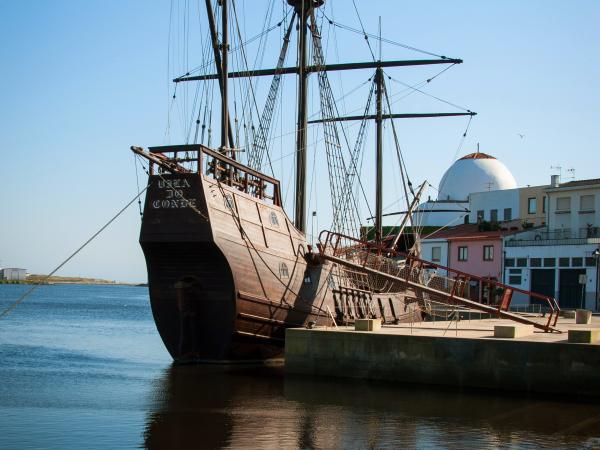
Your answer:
459,152 -> 496,160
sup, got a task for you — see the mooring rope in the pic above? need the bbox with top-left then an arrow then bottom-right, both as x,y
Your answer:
0,186 -> 150,320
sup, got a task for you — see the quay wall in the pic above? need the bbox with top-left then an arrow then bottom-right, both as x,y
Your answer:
285,328 -> 600,398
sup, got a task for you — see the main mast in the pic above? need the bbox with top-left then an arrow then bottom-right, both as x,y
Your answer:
289,0 -> 322,232
375,66 -> 383,243
205,0 -> 234,149
220,0 -> 229,151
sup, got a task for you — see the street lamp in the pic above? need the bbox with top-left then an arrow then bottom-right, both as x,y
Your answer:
593,248 -> 600,311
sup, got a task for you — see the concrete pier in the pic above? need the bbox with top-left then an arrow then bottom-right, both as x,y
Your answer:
285,316 -> 600,398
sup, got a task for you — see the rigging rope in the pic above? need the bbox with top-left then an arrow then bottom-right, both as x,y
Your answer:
451,114 -> 474,162
0,185 -> 150,320
133,154 -> 143,217
351,0 -> 376,62
321,12 -> 449,60
247,12 -> 296,174
310,14 -> 361,238
388,74 -> 472,113
179,7 -> 290,78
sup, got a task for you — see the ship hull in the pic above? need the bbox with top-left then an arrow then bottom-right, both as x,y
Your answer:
141,172 -> 421,362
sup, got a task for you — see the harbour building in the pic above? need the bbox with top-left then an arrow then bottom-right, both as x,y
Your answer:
418,152 -> 599,310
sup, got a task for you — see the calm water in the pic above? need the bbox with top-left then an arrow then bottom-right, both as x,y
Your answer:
1,285 -> 600,449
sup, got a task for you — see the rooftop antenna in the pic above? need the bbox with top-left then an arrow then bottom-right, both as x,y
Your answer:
378,16 -> 382,61
566,167 -> 575,180
485,181 -> 494,191
476,142 -> 480,154
550,165 -> 562,178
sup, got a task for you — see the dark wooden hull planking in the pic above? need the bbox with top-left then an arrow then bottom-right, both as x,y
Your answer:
140,172 -> 422,362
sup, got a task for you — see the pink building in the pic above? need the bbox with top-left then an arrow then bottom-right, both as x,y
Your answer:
425,224 -> 520,280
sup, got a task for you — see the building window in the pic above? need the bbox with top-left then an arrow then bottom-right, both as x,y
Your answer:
270,211 -> 280,227
585,257 -> 596,267
543,196 -> 547,213
556,197 -> 571,212
528,197 -> 537,214
580,194 -> 595,212
517,258 -> 527,267
504,208 -> 512,221
530,258 -> 542,267
571,257 -> 583,267
543,258 -> 555,267
458,246 -> 468,261
509,275 -> 522,285
483,245 -> 494,261
431,246 -> 441,262
559,257 -> 570,267
477,210 -> 484,221
490,209 -> 498,222
505,258 -> 515,267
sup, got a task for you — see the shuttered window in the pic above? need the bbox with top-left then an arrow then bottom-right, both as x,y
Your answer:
580,194 -> 594,211
556,197 -> 570,211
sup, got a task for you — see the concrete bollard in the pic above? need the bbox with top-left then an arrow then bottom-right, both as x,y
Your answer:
355,319 -> 381,332
568,329 -> 600,344
494,325 -> 534,339
576,309 -> 592,325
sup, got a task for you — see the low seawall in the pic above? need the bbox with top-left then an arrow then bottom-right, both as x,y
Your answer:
285,325 -> 600,398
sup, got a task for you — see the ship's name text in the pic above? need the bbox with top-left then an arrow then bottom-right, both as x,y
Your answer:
153,178 -> 196,209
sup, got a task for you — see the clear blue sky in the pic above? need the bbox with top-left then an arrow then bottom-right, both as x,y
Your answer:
1,1 -> 598,282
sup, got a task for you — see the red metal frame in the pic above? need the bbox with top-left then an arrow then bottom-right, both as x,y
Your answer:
318,230 -> 560,330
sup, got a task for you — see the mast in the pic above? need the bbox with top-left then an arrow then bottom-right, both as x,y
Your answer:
390,181 -> 428,251
220,0 -> 229,151
204,0 -> 235,150
293,0 -> 311,232
375,66 -> 383,243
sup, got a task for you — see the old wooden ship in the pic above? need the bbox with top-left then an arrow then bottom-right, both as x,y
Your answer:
131,0 -> 560,362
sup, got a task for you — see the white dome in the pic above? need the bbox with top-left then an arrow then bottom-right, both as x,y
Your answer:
437,152 -> 517,201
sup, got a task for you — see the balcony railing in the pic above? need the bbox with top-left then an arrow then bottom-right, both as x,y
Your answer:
580,226 -> 600,238
505,227 -> 600,247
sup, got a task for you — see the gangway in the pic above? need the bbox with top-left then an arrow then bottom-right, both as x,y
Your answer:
318,231 -> 561,333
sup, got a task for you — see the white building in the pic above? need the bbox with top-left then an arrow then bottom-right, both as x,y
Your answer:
503,178 -> 600,310
0,268 -> 27,281
415,151 -> 517,227
468,188 -> 519,224
420,236 -> 449,272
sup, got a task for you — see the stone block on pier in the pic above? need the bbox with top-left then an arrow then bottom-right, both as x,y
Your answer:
493,324 -> 534,339
568,329 -> 600,344
576,309 -> 592,325
355,319 -> 381,332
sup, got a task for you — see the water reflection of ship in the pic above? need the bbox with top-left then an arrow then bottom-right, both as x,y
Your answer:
143,365 -> 600,449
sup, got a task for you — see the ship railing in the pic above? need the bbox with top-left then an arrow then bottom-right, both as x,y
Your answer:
134,144 -> 282,206
318,230 -> 560,331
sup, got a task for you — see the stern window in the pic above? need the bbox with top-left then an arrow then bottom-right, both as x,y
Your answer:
279,262 -> 289,278
270,211 -> 280,227
224,194 -> 234,210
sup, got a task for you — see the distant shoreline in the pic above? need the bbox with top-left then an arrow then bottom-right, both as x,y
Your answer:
0,275 -> 147,287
